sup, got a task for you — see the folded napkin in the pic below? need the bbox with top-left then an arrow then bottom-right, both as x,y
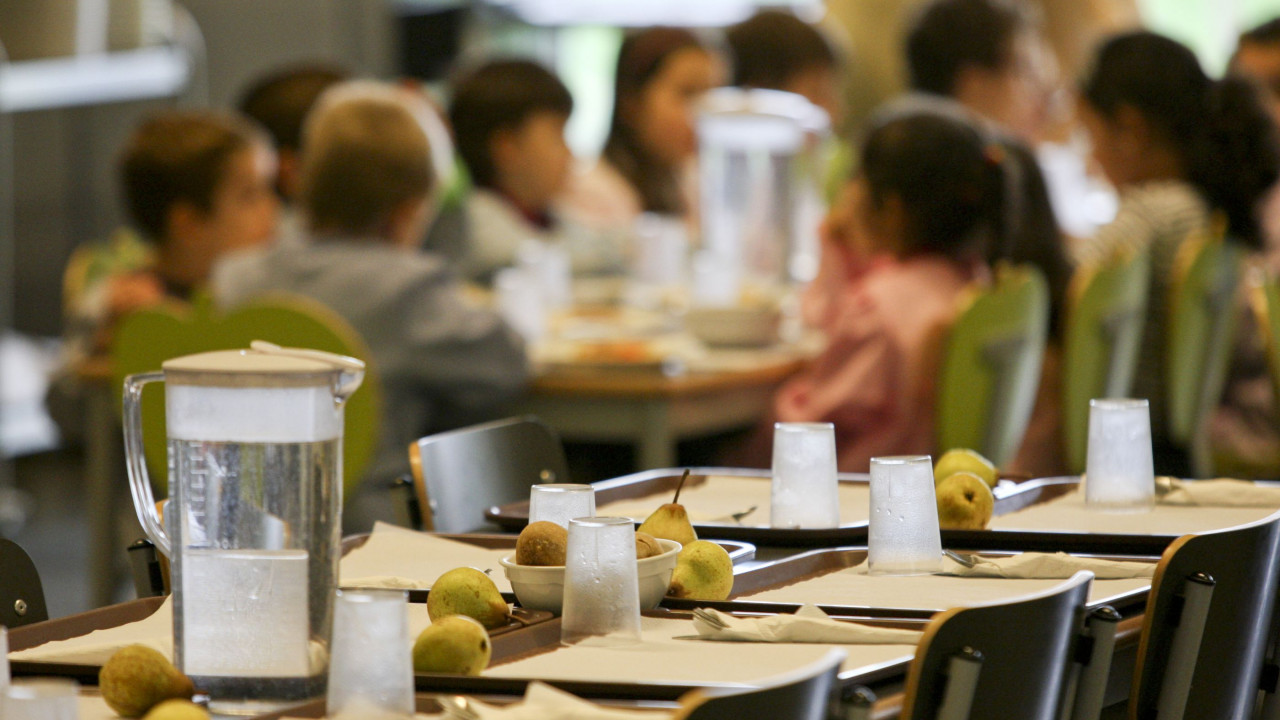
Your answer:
686,604 -> 923,644
939,552 -> 1154,580
340,575 -> 431,590
455,681 -> 670,719
1157,477 -> 1280,507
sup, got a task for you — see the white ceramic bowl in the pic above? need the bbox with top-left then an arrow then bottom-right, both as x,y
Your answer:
500,538 -> 681,614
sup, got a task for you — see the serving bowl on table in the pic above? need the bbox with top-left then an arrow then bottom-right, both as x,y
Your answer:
500,538 -> 681,613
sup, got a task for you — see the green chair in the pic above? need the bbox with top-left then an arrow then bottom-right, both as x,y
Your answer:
110,292 -> 382,501
1061,247 -> 1151,473
937,264 -> 1050,468
1165,228 -> 1246,478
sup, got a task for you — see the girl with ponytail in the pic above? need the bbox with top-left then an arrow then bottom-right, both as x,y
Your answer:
760,104 -> 1010,471
1077,31 -> 1280,471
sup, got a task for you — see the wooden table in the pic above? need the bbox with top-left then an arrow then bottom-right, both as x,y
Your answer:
516,355 -> 804,470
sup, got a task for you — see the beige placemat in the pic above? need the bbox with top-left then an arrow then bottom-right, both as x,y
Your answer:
989,489 -> 1276,535
742,569 -> 1149,611
486,617 -> 914,686
595,476 -> 869,526
9,598 -> 433,667
340,522 -> 513,593
78,693 -> 119,720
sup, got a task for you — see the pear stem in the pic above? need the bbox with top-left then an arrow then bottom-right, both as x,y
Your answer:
673,469 -> 690,504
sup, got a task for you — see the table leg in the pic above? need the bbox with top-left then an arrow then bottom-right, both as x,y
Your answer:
638,402 -> 676,470
85,384 -> 119,608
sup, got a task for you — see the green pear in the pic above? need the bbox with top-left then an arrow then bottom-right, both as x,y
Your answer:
412,615 -> 492,675
142,699 -> 209,720
934,449 -> 998,488
99,644 -> 194,718
936,472 -> 995,530
516,521 -> 568,566
427,567 -> 509,629
637,469 -> 698,546
668,540 -> 733,601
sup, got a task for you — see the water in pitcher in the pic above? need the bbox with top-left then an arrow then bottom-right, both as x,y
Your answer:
168,438 -> 340,714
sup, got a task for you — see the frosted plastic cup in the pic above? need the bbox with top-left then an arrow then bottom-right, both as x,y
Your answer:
868,456 -> 943,576
1085,398 -> 1156,512
561,517 -> 642,647
771,422 -> 840,529
4,678 -> 79,720
327,589 -> 413,720
528,484 -> 596,528
494,267 -> 546,343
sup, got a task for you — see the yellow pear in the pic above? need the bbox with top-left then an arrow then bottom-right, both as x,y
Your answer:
427,567 -> 509,629
412,615 -> 491,675
637,469 -> 698,546
99,645 -> 194,718
142,699 -> 209,720
668,540 -> 733,601
934,449 -> 998,488
516,521 -> 568,566
936,472 -> 995,530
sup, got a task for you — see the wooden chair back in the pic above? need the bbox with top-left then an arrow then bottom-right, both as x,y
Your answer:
900,571 -> 1092,720
409,416 -> 568,532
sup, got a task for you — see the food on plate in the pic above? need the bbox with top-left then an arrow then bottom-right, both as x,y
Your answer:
99,644 -> 194,718
634,531 -> 664,559
668,540 -> 733,601
142,699 -> 209,720
574,340 -> 657,364
934,448 -> 998,488
412,615 -> 491,675
427,567 -> 509,629
637,469 -> 698,546
515,521 -> 568,566
936,471 -> 995,530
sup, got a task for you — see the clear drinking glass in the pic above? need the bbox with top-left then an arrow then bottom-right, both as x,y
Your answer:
771,423 -> 841,529
528,484 -> 596,528
327,589 -> 413,720
1085,398 -> 1156,511
561,517 -> 642,647
4,678 -> 79,720
868,456 -> 943,576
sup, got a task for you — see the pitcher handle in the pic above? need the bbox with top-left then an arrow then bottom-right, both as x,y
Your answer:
122,372 -> 170,556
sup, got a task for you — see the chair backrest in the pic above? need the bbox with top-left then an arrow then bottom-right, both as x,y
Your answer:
900,571 -> 1092,720
1165,226 -> 1245,477
937,264 -> 1050,467
1129,508 -> 1280,720
1062,247 -> 1151,473
409,416 -> 568,533
672,647 -> 846,720
110,292 -> 382,500
0,539 -> 48,628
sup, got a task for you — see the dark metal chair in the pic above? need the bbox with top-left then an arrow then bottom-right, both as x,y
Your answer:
408,416 -> 568,533
672,647 -> 845,720
1,538 -> 48,627
900,571 -> 1093,720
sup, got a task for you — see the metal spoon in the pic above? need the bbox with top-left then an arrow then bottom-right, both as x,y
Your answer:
943,549 -> 980,568
439,695 -> 481,720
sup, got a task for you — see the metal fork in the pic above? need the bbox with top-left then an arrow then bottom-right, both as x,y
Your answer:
943,549 -> 980,568
692,607 -> 731,630
439,695 -> 481,720
730,505 -> 758,523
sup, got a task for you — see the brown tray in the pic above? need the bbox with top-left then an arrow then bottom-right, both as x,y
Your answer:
412,608 -> 926,701
486,467 -> 1054,547
341,531 -> 756,604
7,596 -> 550,684
659,547 -> 1154,619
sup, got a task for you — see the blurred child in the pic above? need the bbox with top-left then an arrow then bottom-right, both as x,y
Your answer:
213,81 -> 528,530
564,27 -> 724,229
767,105 -> 1009,471
449,60 -> 622,282
726,10 -> 842,126
1076,31 -> 1280,474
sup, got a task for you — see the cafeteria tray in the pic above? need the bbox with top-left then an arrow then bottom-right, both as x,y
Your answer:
660,546 -> 1154,619
485,467 -> 1053,546
7,597 -> 551,684
412,608 -> 926,701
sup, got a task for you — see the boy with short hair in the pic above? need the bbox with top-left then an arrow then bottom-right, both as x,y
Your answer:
213,81 -> 528,530
726,10 -> 842,126
449,60 -> 622,283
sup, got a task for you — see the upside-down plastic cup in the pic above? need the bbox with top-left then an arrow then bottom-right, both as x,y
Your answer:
327,589 -> 413,719
1085,398 -> 1156,512
868,455 -> 943,576
771,422 -> 841,529
4,678 -> 79,720
528,484 -> 596,529
561,517 -> 642,647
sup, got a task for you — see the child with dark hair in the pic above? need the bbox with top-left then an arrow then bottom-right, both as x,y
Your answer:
726,10 -> 841,124
449,60 -> 621,282
565,27 -> 724,229
1234,17 -> 1280,120
1077,31 -> 1280,474
768,105 -> 1011,471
